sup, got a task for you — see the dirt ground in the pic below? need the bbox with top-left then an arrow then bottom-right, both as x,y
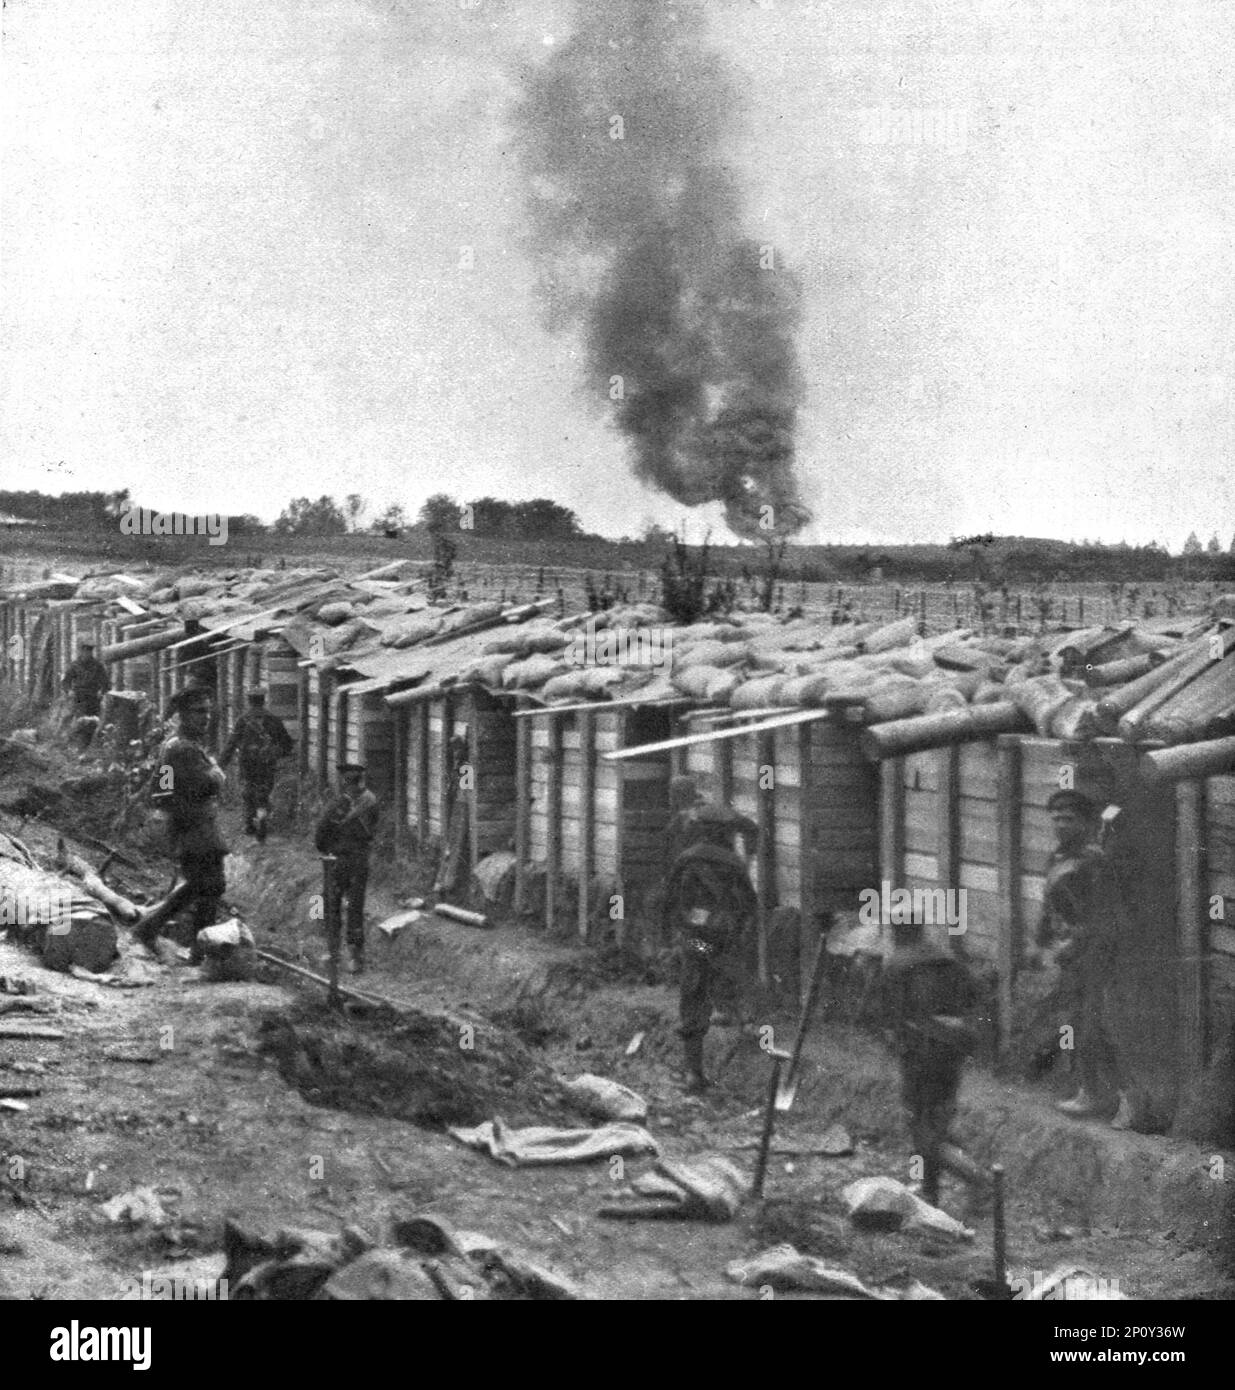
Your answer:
1,733 -> 1232,1301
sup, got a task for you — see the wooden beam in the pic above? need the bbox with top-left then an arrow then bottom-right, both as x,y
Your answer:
578,710 -> 596,943
1175,779 -> 1208,1083
797,721 -> 817,1009
879,758 -> 906,890
719,736 -> 735,805
513,705 -> 531,913
756,729 -> 776,987
938,745 -> 961,953
545,716 -> 564,933
467,693 -> 481,876
995,735 -> 1024,1058
439,690 -> 455,835
392,705 -> 409,859
415,700 -> 431,841
613,711 -> 629,948
513,695 -> 690,718
603,707 -> 835,760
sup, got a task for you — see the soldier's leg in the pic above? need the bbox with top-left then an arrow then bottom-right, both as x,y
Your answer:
346,861 -> 368,970
678,943 -> 712,1089
903,1058 -> 942,1205
252,770 -> 275,843
185,853 -> 227,963
241,782 -> 258,835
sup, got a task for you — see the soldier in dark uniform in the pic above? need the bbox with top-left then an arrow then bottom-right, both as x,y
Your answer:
1031,789 -> 1130,1127
62,642 -> 110,716
135,685 -> 229,961
220,688 -> 294,843
662,803 -> 758,1093
880,916 -> 989,1211
663,774 -> 705,867
315,763 -> 380,974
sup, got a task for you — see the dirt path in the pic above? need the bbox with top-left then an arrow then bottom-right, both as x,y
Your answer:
1,765 -> 1231,1300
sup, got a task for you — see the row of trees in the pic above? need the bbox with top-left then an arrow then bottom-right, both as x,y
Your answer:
267,492 -> 586,540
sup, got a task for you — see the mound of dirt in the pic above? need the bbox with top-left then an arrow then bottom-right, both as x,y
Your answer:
256,1002 -> 581,1130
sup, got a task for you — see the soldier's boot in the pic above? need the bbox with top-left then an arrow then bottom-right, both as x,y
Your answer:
1056,1087 -> 1100,1118
255,808 -> 269,844
682,1034 -> 710,1093
132,883 -> 193,954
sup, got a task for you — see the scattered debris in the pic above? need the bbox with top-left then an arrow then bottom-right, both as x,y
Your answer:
624,1031 -> 645,1057
100,1186 -> 169,1227
432,902 -> 490,929
448,1117 -> 660,1166
0,1098 -> 30,1113
0,1024 -> 65,1041
598,1154 -> 747,1222
726,1244 -> 884,1299
376,908 -> 422,940
0,1085 -> 41,1099
841,1176 -> 974,1241
559,1073 -> 648,1122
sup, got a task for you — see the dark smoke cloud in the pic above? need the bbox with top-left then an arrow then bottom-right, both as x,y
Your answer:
515,2 -> 809,539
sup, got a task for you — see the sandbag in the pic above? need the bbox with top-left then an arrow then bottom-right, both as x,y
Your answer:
671,665 -> 722,700
317,601 -> 356,626
501,654 -> 570,690
704,670 -> 742,704
380,615 -> 443,649
730,676 -> 786,710
675,640 -> 747,670
1012,674 -> 1076,736
779,672 -> 834,706
860,617 -> 918,654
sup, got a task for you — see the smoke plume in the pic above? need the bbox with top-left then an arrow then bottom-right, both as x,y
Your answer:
515,2 -> 809,540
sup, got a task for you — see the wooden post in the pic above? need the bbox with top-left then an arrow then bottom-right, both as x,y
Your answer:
880,758 -> 906,888
415,700 -> 431,844
995,735 -> 1024,1058
439,691 -> 455,835
392,706 -> 408,859
719,736 -> 735,806
545,717 -> 563,933
756,729 -> 776,987
297,669 -> 310,777
918,590 -> 928,634
467,694 -> 481,876
514,707 -> 531,913
938,745 -> 961,953
613,711 -> 629,948
798,721 -> 817,1009
578,710 -> 596,943
1174,779 -> 1207,1084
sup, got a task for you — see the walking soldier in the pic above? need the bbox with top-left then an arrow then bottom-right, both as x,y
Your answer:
219,687 -> 294,843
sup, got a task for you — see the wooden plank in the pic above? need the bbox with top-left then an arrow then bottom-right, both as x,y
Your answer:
756,729 -> 775,986
392,706 -> 408,857
995,734 -> 1024,1058
415,700 -> 431,837
1176,780 -> 1208,1081
578,711 -> 596,942
881,758 -> 906,887
545,716 -> 563,932
903,851 -> 939,881
603,706 -> 835,760
937,745 -> 960,909
719,736 -> 735,805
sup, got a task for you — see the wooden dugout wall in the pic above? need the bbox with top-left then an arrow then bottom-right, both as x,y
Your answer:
522,703 -> 678,938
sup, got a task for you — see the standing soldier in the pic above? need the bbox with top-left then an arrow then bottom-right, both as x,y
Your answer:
1032,790 -> 1131,1128
662,803 -> 758,1093
219,688 -> 294,843
135,685 -> 229,961
880,915 -> 990,1212
314,763 -> 380,975
61,642 -> 110,745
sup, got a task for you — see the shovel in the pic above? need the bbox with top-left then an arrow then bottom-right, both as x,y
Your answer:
774,928 -> 832,1111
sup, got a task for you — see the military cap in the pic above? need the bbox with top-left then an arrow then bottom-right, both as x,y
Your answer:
1046,789 -> 1097,818
246,687 -> 267,702
693,803 -> 758,837
337,761 -> 366,775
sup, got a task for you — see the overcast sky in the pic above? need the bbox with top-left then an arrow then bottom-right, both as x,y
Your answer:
3,0 -> 1232,548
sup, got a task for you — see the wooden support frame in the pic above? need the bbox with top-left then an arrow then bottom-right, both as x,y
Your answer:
937,744 -> 961,954
545,716 -> 564,933
578,710 -> 596,942
995,734 -> 1024,1057
880,758 -> 906,889
1175,779 -> 1207,1082
415,700 -> 431,841
797,721 -> 818,1008
514,704 -> 532,913
604,706 -> 834,760
756,729 -> 776,987
439,690 -> 456,836
467,694 -> 481,876
392,705 -> 409,859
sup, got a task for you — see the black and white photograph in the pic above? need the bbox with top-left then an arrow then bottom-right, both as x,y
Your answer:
1,0 -> 1232,1341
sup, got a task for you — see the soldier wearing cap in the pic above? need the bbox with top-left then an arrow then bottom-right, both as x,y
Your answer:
135,684 -> 229,959
315,763 -> 380,974
61,641 -> 110,718
880,915 -> 989,1212
220,687 -> 294,843
661,801 -> 758,1092
1031,789 -> 1131,1127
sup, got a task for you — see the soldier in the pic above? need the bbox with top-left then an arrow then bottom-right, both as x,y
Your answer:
314,763 -> 380,974
661,803 -> 758,1093
62,641 -> 110,717
880,915 -> 990,1211
134,685 -> 229,961
663,774 -> 705,867
219,687 -> 294,843
1031,789 -> 1131,1128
